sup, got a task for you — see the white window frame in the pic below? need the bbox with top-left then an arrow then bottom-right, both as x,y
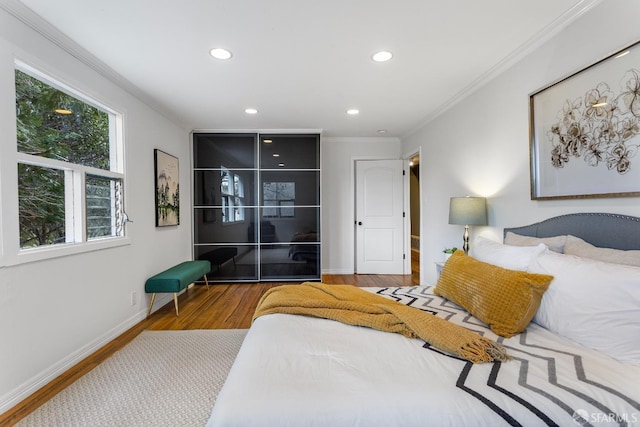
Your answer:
0,61 -> 128,266
220,167 -> 245,224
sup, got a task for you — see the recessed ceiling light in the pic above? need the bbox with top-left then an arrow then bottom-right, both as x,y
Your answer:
263,139 -> 273,144
245,108 -> 258,114
273,153 -> 280,157
209,48 -> 232,60
347,109 -> 360,115
372,51 -> 393,62
278,163 -> 285,167
55,109 -> 72,115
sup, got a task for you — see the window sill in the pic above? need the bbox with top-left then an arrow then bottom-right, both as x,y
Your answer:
4,236 -> 131,267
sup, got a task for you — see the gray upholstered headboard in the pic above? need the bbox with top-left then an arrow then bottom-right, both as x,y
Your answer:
503,212 -> 640,251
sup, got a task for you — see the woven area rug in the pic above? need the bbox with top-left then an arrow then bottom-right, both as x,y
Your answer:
17,329 -> 247,427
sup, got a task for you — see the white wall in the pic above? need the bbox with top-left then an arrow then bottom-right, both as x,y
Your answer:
403,0 -> 640,284
321,137 -> 402,274
0,9 -> 192,411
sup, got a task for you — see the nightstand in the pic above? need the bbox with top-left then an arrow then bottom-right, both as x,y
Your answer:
435,261 -> 446,278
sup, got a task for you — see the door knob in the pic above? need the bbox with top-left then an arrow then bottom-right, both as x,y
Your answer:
358,221 -> 363,226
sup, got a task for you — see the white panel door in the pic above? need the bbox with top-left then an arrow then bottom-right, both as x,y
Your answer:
355,160 -> 405,274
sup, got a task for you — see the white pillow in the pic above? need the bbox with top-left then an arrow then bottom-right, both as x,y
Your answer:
528,251 -> 640,365
564,235 -> 640,267
470,236 -> 547,271
504,232 -> 566,253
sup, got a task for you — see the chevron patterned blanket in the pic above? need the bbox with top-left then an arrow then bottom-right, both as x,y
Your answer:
372,286 -> 640,426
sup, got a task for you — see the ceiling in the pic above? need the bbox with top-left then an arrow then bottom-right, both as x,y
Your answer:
9,0 -> 597,137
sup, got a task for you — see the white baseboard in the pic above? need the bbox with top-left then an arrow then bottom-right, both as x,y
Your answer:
0,309 -> 147,414
321,268 -> 355,275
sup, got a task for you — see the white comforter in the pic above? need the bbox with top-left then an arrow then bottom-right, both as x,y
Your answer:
207,286 -> 640,427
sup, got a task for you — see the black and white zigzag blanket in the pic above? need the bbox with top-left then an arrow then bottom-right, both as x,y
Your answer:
209,286 -> 640,427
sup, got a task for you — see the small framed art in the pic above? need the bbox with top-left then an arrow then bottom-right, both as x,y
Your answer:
154,149 -> 180,226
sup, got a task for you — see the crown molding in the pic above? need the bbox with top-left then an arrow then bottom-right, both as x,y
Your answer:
402,0 -> 604,139
0,0 -> 190,131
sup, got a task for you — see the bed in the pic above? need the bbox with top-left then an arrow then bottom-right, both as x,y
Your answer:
207,213 -> 640,427
288,231 -> 319,262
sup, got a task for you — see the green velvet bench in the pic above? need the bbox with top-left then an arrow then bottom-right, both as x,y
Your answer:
145,260 -> 211,317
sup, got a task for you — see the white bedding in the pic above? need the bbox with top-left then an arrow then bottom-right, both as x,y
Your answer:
207,286 -> 640,427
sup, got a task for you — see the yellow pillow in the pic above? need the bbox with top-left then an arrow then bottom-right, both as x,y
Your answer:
434,250 -> 553,337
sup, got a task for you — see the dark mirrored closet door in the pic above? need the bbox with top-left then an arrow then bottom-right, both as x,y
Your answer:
192,132 -> 321,282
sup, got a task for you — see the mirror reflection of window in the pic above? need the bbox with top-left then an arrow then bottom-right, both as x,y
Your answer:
263,182 -> 295,218
221,197 -> 227,223
280,201 -> 294,217
234,174 -> 243,197
234,197 -> 244,221
220,166 -> 245,223
263,200 -> 277,218
221,168 -> 232,195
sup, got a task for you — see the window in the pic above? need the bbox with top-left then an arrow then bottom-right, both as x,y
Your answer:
220,167 -> 245,223
12,64 -> 125,259
18,164 -> 66,247
262,182 -> 295,218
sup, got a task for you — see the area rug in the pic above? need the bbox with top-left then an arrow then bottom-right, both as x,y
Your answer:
17,329 -> 247,427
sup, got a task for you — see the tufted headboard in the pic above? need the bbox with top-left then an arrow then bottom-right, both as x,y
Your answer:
503,212 -> 640,251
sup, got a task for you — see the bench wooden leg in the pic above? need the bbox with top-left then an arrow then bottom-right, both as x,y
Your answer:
147,293 -> 156,318
203,274 -> 210,290
173,293 -> 179,316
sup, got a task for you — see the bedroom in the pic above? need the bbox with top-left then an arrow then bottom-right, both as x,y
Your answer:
0,0 -> 639,424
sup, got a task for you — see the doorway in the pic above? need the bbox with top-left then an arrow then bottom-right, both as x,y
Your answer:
408,152 -> 421,285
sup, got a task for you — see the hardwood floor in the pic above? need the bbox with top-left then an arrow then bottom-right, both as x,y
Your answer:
0,262 -> 419,426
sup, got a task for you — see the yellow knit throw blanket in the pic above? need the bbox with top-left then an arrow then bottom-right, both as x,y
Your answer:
253,283 -> 510,364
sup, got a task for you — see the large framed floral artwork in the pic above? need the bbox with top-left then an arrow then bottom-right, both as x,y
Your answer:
530,40 -> 640,200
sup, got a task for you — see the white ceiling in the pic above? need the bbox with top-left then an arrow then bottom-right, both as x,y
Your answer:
11,0 -> 598,137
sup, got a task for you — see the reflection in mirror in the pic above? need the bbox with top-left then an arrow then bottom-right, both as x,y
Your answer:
263,182 -> 295,218
195,208 -> 258,243
196,244 -> 258,281
259,244 -> 320,279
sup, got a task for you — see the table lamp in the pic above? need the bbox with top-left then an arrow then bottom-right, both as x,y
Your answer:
448,196 -> 487,253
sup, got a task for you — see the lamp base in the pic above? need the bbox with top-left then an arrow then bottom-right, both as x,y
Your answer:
463,225 -> 470,254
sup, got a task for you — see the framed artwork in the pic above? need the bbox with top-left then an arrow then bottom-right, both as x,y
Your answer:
530,40 -> 640,200
154,149 -> 180,226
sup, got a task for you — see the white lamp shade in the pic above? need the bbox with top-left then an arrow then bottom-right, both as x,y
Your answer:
448,197 -> 487,226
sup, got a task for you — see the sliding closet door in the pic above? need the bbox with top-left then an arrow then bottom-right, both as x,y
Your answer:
193,132 -> 320,282
258,134 -> 320,280
193,133 -> 259,281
